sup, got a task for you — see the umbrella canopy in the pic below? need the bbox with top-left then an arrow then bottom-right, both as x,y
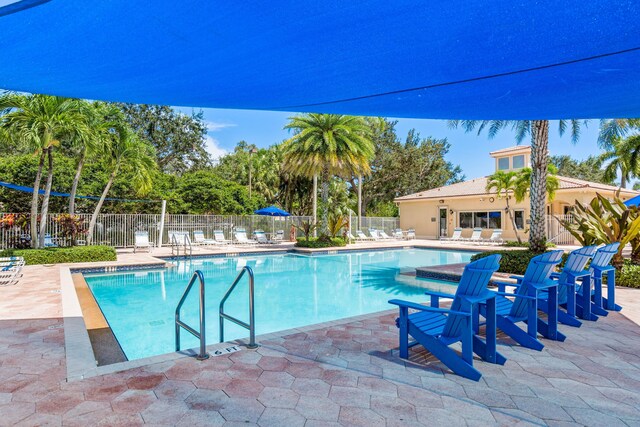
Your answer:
624,195 -> 640,207
1,1 -> 640,119
254,206 -> 291,217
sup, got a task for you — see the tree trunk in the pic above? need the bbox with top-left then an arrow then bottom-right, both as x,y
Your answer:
621,173 -> 627,189
321,168 -> 330,234
529,120 -> 550,252
312,175 -> 318,236
38,148 -> 54,248
30,152 -> 45,248
505,197 -> 522,244
87,169 -> 117,245
357,175 -> 363,231
69,151 -> 85,215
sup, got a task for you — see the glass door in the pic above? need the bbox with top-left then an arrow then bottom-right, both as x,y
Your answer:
439,207 -> 448,238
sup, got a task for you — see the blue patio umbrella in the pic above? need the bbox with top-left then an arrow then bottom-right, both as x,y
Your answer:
254,206 -> 291,217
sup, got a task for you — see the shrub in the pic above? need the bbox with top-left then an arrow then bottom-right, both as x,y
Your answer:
294,236 -> 347,248
471,249 -> 568,275
0,245 -> 117,265
502,241 -> 556,248
617,260 -> 640,289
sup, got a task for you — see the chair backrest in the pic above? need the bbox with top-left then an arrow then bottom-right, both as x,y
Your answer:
44,234 -> 55,245
254,230 -> 268,243
380,230 -> 390,238
489,229 -> 502,240
368,228 -> 379,238
470,228 -> 482,240
135,231 -> 149,245
357,230 -> 367,238
451,228 -> 462,238
193,230 -> 205,242
442,254 -> 501,338
590,242 -> 621,269
407,228 -> 415,237
509,250 -> 564,318
214,230 -> 227,240
235,229 -> 249,241
556,245 -> 597,301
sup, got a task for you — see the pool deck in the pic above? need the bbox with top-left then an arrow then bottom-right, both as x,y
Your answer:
1,241 -> 639,426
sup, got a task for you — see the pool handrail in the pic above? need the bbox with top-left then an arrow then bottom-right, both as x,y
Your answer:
219,266 -> 258,349
175,270 -> 209,360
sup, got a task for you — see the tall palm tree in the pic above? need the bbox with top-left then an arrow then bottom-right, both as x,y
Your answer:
485,171 -> 522,244
86,127 -> 156,244
598,119 -> 640,149
449,120 -> 585,252
598,136 -> 640,188
282,114 -> 374,232
0,93 -> 89,247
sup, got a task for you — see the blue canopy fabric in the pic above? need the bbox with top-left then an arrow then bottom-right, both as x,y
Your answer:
254,206 -> 291,217
624,195 -> 640,207
0,180 -> 158,203
1,1 -> 640,119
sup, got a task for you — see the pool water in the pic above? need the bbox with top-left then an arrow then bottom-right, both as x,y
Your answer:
84,248 -> 475,360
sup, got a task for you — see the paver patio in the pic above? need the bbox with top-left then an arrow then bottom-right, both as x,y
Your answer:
1,248 -> 640,426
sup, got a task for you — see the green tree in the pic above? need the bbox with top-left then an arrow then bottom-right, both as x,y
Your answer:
597,136 -> 640,189
0,93 -> 90,247
598,119 -> 640,148
449,120 -> 585,252
550,155 -> 613,185
87,128 -> 156,244
116,104 -> 211,174
485,171 -> 522,244
282,114 -> 374,232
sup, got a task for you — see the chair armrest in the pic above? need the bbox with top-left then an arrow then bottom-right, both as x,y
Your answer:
494,280 -> 521,292
509,274 -> 524,282
493,291 -> 536,300
388,299 -> 471,317
550,272 -> 561,279
459,292 -> 496,304
424,290 -> 455,299
527,281 -> 557,291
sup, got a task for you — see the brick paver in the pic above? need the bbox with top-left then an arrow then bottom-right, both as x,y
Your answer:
0,258 -> 640,426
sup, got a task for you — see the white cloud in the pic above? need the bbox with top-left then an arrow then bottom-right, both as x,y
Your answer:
204,120 -> 237,132
205,135 -> 228,163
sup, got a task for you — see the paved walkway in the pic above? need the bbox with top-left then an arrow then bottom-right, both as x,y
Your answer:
1,253 -> 639,426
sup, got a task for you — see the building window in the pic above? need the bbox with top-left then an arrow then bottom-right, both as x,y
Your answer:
497,157 -> 509,170
514,210 -> 525,229
459,211 -> 501,229
512,154 -> 525,169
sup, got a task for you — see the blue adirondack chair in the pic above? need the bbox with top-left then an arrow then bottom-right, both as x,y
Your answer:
490,250 -> 564,351
502,246 -> 597,328
389,254 -> 502,381
576,243 -> 621,319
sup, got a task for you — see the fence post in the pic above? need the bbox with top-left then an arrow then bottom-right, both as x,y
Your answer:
158,200 -> 166,248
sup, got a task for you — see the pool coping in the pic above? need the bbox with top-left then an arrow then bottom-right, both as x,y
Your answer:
61,245 -> 488,381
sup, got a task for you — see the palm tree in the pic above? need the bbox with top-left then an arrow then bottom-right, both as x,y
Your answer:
0,93 -> 90,247
67,102 -> 120,215
86,127 -> 156,244
449,120 -> 585,252
485,171 -> 522,244
282,114 -> 374,232
598,119 -> 640,149
513,165 -> 560,203
598,136 -> 640,188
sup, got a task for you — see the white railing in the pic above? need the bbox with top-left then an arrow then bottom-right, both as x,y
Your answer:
0,213 -> 399,249
546,214 -> 576,245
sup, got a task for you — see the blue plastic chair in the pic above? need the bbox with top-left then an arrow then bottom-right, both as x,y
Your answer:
576,243 -> 621,319
389,254 -> 502,381
43,234 -> 58,248
491,250 -> 564,351
504,246 -> 597,328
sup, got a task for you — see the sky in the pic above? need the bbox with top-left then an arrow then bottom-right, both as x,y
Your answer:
183,107 -> 605,180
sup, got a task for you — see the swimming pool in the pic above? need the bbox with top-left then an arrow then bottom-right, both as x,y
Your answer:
84,248 -> 475,360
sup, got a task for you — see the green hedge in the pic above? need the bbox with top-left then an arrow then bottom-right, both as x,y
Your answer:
295,237 -> 347,248
470,249 -> 568,275
0,245 -> 117,265
618,260 -> 640,288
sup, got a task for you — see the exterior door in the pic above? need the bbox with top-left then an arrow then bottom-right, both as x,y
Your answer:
439,207 -> 448,238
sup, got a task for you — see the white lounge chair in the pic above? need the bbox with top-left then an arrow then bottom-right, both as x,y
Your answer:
392,229 -> 404,239
214,230 -> 232,245
269,230 -> 284,244
235,228 -> 257,245
378,230 -> 393,240
193,230 -> 221,246
406,229 -> 416,240
0,257 -> 24,286
463,228 -> 483,244
368,228 -> 381,240
134,231 -> 154,253
357,230 -> 374,241
483,229 -> 504,245
440,227 -> 463,243
253,230 -> 269,244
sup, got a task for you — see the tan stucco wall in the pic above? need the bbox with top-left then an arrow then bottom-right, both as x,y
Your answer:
398,189 -> 636,241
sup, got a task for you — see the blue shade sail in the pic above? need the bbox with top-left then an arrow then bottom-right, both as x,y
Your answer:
0,1 -> 639,119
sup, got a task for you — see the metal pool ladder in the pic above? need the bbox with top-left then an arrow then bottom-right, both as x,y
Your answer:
219,266 -> 258,349
175,270 -> 209,360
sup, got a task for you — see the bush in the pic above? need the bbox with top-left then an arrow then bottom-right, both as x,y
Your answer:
0,245 -> 117,265
617,260 -> 640,288
295,236 -> 347,248
503,241 -> 556,248
471,249 -> 568,275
